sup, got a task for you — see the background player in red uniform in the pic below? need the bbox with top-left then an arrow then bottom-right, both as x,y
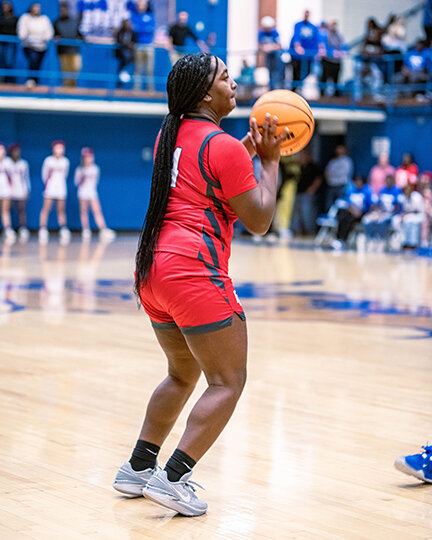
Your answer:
113,53 -> 287,516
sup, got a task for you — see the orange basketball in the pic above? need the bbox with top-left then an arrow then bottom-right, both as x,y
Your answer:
250,90 -> 315,155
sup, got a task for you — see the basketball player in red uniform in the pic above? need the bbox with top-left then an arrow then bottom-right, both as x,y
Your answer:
113,53 -> 287,516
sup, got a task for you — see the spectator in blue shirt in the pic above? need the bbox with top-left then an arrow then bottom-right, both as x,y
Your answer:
320,20 -> 347,96
396,39 -> 431,98
258,16 -> 283,90
332,175 -> 374,248
127,0 -> 155,91
424,0 -> 432,46
362,174 -> 403,244
290,10 -> 320,88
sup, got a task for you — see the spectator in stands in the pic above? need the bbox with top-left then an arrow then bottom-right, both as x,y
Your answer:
424,0 -> 432,46
18,3 -> 53,86
324,144 -> 353,210
362,174 -> 403,248
290,149 -> 322,236
54,2 -> 83,88
8,143 -> 30,243
168,11 -> 207,66
258,16 -> 283,91
127,0 -> 155,91
395,39 -> 431,99
0,1 -> 18,83
290,10 -> 320,89
419,173 -> 432,246
382,16 -> 407,81
332,175 -> 374,250
0,142 -> 15,244
368,152 -> 395,194
319,20 -> 347,96
395,182 -> 425,250
236,59 -> 255,94
395,153 -> 419,188
114,19 -> 136,86
276,154 -> 301,242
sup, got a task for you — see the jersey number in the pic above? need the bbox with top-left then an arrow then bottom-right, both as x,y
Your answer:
171,147 -> 183,188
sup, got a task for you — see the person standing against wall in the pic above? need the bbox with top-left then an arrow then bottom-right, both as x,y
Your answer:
18,3 -> 53,86
127,0 -> 155,91
8,143 -> 30,243
53,2 -> 83,88
258,16 -> 283,90
290,10 -> 319,89
74,147 -> 116,242
368,152 -> 395,195
39,141 -> 70,245
114,19 -> 136,86
320,20 -> 347,96
0,1 -> 18,83
324,144 -> 353,211
0,142 -> 15,244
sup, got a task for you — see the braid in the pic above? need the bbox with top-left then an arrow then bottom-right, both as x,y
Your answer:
135,53 -> 218,298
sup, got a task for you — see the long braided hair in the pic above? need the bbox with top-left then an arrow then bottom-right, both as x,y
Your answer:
135,53 -> 219,296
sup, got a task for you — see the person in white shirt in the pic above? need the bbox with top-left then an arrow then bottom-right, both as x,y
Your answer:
393,181 -> 425,250
8,143 -> 30,243
18,3 -> 53,86
39,141 -> 70,245
0,142 -> 15,244
74,147 -> 115,242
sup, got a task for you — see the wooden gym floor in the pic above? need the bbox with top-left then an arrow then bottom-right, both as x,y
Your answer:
0,236 -> 431,540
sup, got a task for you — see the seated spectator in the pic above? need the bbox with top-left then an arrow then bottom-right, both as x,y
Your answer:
18,3 -> 53,86
368,152 -> 395,194
319,20 -> 347,96
0,1 -> 18,83
393,182 -> 425,250
114,19 -> 136,86
362,174 -> 403,246
258,16 -> 283,91
236,58 -> 255,94
424,0 -> 432,46
168,11 -> 207,66
127,0 -> 155,91
291,149 -> 321,236
54,2 -> 83,88
324,144 -> 353,211
332,175 -> 374,249
395,40 -> 431,98
290,10 -> 319,89
395,153 -> 419,188
382,16 -> 407,80
419,173 -> 432,246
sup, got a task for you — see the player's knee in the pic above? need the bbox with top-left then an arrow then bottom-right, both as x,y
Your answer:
210,366 -> 247,398
169,366 -> 201,388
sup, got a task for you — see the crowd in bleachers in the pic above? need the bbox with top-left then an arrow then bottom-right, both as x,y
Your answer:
1,1 -> 432,99
263,147 -> 432,252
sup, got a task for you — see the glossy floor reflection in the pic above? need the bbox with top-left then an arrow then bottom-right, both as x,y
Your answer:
0,236 -> 431,539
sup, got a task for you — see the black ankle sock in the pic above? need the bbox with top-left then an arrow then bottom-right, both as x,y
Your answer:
129,440 -> 160,471
164,448 -> 196,482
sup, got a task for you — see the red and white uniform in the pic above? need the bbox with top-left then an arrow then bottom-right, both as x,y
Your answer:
139,118 -> 257,334
74,164 -> 100,200
10,159 -> 30,200
0,156 -> 14,199
41,155 -> 70,199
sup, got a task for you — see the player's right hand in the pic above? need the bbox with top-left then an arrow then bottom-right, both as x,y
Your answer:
249,114 -> 288,164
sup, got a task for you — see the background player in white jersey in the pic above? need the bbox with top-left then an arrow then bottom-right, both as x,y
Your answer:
8,144 -> 31,243
74,147 -> 115,242
39,141 -> 70,245
0,143 -> 15,244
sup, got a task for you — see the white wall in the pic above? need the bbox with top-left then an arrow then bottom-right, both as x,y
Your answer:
227,0 -> 259,77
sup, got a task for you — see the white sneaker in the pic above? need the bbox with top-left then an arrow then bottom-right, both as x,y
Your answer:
59,227 -> 71,246
4,228 -> 16,245
331,239 -> 344,251
82,229 -> 91,241
112,462 -> 156,497
99,228 -> 116,242
143,469 -> 207,517
18,227 -> 30,244
39,228 -> 49,245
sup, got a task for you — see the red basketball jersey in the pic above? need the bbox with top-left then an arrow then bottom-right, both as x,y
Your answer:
156,118 -> 257,273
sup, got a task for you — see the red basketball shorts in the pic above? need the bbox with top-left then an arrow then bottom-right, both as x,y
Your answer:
139,252 -> 245,334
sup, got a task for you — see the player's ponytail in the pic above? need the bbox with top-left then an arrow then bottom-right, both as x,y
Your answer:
135,53 -> 218,297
